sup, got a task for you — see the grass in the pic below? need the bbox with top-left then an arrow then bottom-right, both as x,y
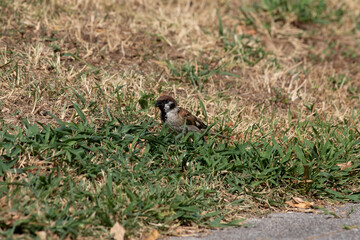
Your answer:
1,108 -> 359,239
0,0 -> 360,239
252,0 -> 344,25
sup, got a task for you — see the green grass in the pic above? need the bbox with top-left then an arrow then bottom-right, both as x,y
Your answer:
327,74 -> 350,91
1,104 -> 359,238
166,60 -> 235,91
253,0 -> 344,24
217,10 -> 268,67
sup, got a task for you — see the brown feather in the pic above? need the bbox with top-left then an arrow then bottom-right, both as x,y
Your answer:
178,107 -> 207,130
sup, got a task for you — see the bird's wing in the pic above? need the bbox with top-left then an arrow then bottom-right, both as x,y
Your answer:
178,107 -> 207,130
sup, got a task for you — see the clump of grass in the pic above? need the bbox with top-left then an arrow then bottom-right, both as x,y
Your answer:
217,10 -> 267,66
327,74 -> 350,91
165,60 -> 234,91
252,0 -> 344,25
269,87 -> 291,105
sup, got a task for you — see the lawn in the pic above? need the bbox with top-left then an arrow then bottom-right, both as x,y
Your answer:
0,0 -> 359,239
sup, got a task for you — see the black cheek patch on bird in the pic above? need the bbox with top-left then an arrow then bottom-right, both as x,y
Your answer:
169,102 -> 176,109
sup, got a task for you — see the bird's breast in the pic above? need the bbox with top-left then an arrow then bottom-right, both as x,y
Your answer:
165,110 -> 185,132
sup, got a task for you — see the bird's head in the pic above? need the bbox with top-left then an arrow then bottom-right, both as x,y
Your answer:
155,95 -> 177,112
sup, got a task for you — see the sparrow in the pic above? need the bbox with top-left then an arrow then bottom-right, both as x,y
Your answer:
155,95 -> 228,138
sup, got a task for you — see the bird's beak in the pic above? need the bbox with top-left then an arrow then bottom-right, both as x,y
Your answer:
155,101 -> 161,107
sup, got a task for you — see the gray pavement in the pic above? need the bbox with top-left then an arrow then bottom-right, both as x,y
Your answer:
165,204 -> 360,240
